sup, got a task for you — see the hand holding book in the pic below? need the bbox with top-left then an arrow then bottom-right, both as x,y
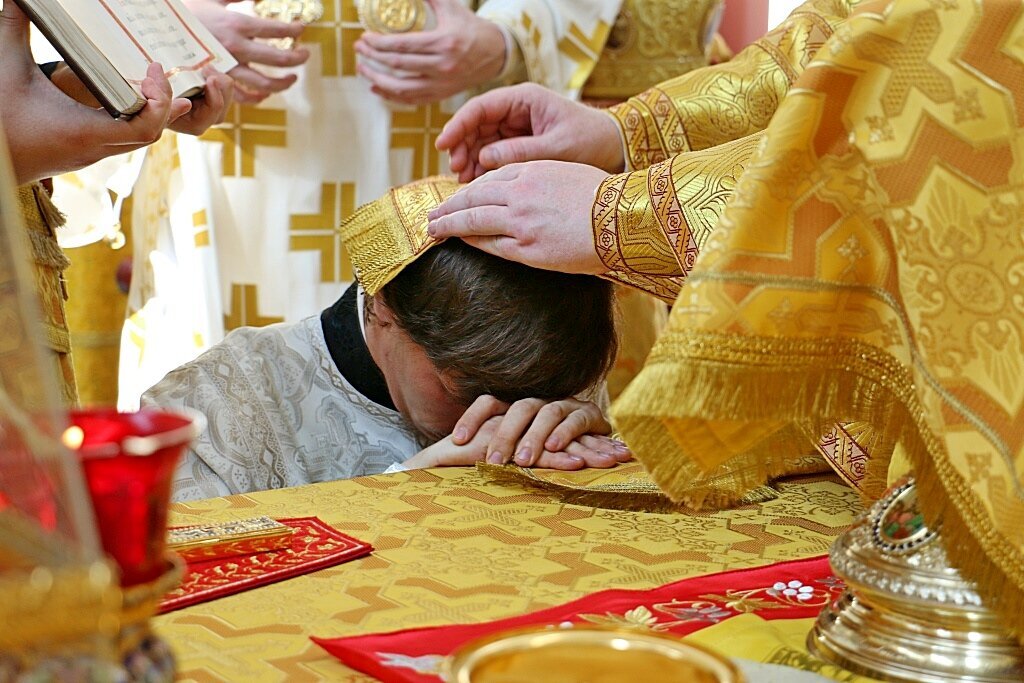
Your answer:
0,3 -> 232,184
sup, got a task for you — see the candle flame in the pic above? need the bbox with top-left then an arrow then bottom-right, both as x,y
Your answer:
62,425 -> 85,450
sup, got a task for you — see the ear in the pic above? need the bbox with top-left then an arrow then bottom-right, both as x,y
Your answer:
369,295 -> 396,326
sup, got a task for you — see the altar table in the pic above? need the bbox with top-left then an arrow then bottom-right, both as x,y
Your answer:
155,468 -> 863,681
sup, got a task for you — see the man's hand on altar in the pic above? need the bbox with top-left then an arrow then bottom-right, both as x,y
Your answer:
450,395 -> 630,468
184,0 -> 309,103
427,161 -> 610,275
0,4 -> 193,184
354,0 -> 506,106
403,410 -> 631,471
435,83 -> 625,182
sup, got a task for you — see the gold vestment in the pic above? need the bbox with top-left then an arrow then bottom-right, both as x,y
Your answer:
593,0 -> 854,302
18,183 -> 77,406
613,0 -> 1024,641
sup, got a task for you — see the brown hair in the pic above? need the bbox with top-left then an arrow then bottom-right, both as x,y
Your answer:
377,240 -> 617,406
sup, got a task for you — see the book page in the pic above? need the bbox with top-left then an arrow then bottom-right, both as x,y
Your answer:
55,0 -> 235,98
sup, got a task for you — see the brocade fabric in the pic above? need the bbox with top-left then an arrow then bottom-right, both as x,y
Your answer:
592,0 -> 855,301
143,315 -> 422,501
613,0 -> 1024,640
155,471 -> 861,679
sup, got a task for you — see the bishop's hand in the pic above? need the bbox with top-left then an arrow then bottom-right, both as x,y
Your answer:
427,160 -> 610,275
435,83 -> 625,182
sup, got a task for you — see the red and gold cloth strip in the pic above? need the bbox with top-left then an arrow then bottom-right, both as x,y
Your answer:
159,517 -> 372,613
313,555 -> 838,682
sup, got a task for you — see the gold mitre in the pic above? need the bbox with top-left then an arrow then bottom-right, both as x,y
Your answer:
340,175 -> 461,295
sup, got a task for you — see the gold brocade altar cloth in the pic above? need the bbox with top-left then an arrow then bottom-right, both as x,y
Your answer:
155,468 -> 861,681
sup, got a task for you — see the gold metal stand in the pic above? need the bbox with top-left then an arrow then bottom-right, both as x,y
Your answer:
0,555 -> 184,681
808,478 -> 1024,682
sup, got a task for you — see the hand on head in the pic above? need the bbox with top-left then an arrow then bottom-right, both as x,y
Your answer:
354,0 -> 506,105
183,0 -> 309,103
434,83 -> 626,182
426,160 -> 611,275
0,3 -> 200,184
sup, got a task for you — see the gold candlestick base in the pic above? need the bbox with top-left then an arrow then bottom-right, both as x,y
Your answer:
808,478 -> 1024,682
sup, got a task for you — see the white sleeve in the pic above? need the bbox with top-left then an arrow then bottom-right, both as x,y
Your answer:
477,0 -> 623,98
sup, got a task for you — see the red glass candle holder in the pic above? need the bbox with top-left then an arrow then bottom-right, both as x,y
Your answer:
67,408 -> 204,587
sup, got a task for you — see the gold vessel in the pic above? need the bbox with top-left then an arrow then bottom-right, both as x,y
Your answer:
444,625 -> 743,682
357,0 -> 432,34
255,0 -> 325,49
808,478 -> 1024,682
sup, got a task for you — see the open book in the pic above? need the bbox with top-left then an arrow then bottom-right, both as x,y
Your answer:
16,0 -> 236,118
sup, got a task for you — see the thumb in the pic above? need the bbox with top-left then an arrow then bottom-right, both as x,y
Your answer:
0,3 -> 31,38
479,136 -> 551,169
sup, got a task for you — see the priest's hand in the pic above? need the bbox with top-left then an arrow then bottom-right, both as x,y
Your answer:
168,69 -> 235,135
184,0 -> 309,103
427,161 -> 610,274
435,83 -> 624,182
0,4 -> 192,184
404,416 -> 630,471
46,62 -> 231,137
354,0 -> 506,105
449,395 -> 631,468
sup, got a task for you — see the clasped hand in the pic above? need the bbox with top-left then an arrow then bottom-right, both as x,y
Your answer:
405,395 -> 632,471
354,0 -> 506,105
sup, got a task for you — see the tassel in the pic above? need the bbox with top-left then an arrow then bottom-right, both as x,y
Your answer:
30,182 -> 66,230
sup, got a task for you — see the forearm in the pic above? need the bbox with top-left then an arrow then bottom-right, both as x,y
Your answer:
591,132 -> 762,302
608,0 -> 851,170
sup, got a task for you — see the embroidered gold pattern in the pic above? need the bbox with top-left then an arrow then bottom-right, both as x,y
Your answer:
612,0 -> 1024,638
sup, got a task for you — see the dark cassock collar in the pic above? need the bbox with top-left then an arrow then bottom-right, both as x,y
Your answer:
320,282 -> 397,411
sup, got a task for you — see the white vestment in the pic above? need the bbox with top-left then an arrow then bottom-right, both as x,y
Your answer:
142,314 -> 423,502
83,0 -> 620,408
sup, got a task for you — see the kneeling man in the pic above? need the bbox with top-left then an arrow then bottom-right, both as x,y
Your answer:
144,177 -> 624,501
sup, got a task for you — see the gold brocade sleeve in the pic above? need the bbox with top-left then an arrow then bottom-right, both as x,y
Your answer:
613,0 -> 1024,641
592,133 -> 760,302
607,0 -> 852,170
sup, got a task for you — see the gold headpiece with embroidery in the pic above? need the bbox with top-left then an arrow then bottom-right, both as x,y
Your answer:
339,175 -> 461,295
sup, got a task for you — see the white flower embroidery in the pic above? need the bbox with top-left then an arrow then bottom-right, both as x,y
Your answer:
769,580 -> 815,601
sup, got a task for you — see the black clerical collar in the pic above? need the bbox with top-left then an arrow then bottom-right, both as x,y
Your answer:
321,283 -> 396,411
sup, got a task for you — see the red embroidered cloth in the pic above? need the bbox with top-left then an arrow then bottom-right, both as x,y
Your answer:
313,555 -> 840,682
160,517 -> 373,613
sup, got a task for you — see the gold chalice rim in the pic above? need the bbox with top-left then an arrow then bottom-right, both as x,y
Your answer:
443,623 -> 744,682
